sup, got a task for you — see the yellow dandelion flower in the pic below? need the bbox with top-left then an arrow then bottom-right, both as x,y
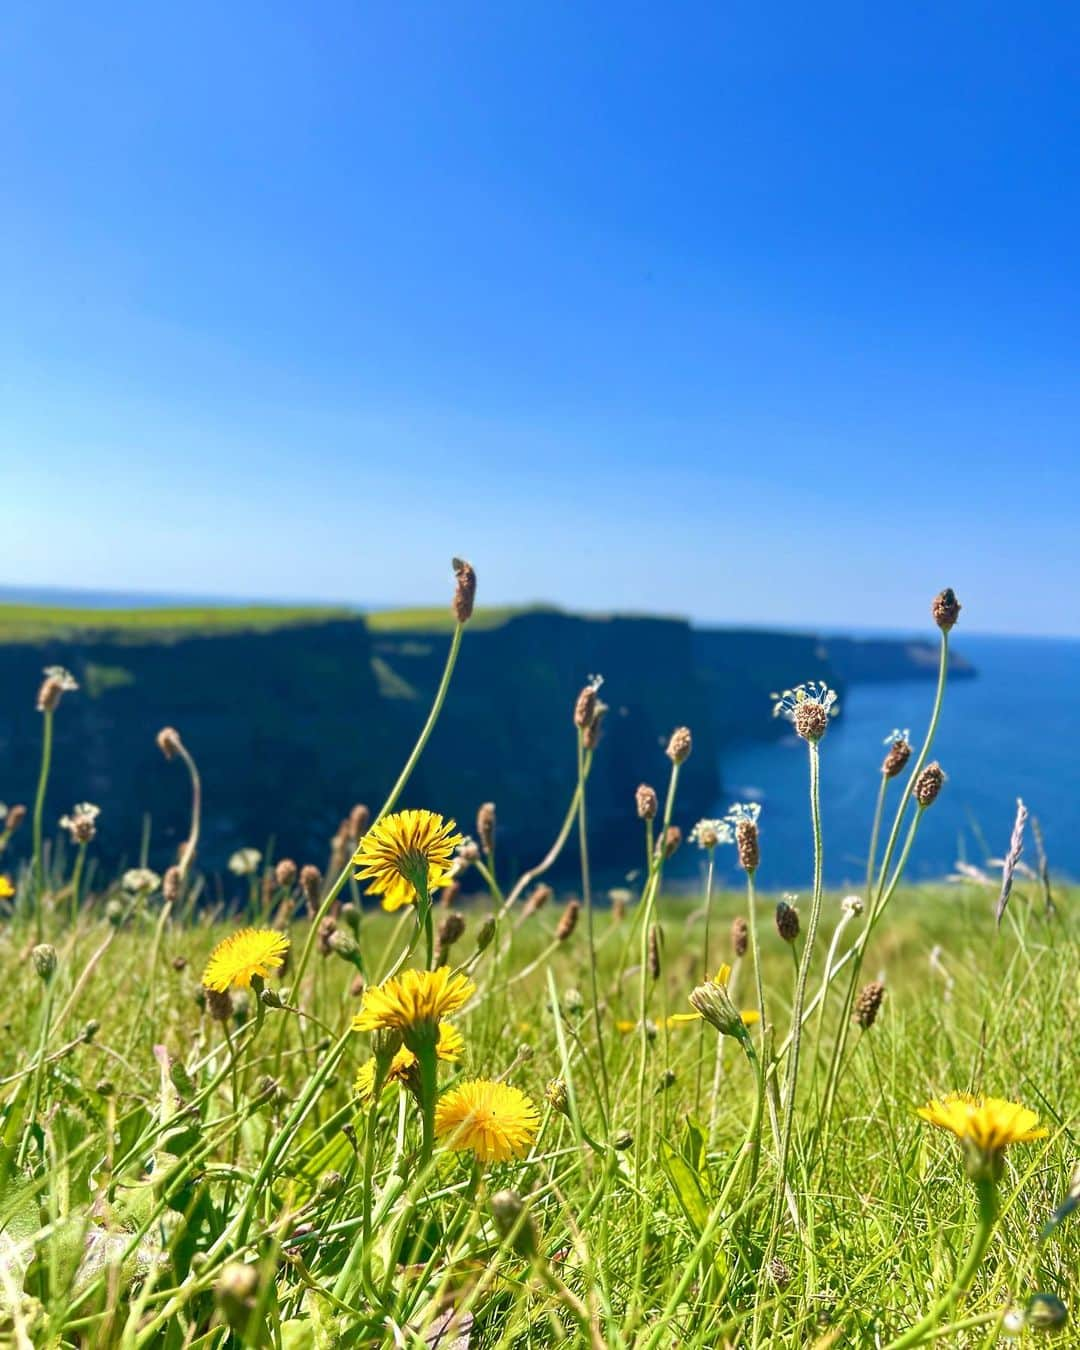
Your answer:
352,967 -> 475,1034
354,1021 -> 465,1101
667,1009 -> 759,1028
916,1093 -> 1049,1157
0,876 -> 14,900
434,1079 -> 540,1163
352,809 -> 463,911
201,928 -> 290,992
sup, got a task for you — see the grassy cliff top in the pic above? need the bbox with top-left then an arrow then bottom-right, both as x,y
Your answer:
365,603 -> 559,633
0,602 -> 359,645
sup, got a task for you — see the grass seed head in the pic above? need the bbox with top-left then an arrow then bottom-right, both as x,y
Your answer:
451,557 -> 477,623
666,726 -> 692,765
299,865 -> 322,907
731,915 -> 749,958
556,899 -> 580,942
914,761 -> 946,807
853,980 -> 885,1028
775,899 -> 800,943
932,587 -> 962,631
476,802 -> 496,854
635,783 -> 658,820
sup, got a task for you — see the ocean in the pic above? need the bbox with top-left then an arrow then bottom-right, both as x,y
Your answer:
712,635 -> 1080,892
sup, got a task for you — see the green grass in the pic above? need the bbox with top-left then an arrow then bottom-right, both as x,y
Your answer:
0,602 -> 359,644
365,603 -> 560,633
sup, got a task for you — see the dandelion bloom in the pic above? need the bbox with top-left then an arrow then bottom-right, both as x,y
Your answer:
352,809 -> 464,911
202,928 -> 290,992
917,1093 -> 1048,1152
354,1021 -> 465,1101
352,967 -> 475,1035
435,1079 -> 540,1162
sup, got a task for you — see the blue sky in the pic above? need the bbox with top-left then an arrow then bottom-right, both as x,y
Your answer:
4,2 -> 1079,635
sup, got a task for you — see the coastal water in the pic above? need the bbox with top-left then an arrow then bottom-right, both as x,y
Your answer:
713,635 -> 1080,892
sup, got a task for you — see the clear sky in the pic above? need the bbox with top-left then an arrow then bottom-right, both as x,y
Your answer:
4,3 -> 1079,635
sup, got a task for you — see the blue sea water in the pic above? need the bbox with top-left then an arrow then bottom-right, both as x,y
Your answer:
712,635 -> 1080,892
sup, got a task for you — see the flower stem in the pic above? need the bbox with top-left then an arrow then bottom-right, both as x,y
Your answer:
32,708 -> 54,940
885,1179 -> 998,1350
578,728 -> 610,1122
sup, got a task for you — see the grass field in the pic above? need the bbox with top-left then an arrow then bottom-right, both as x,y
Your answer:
1,578 -> 1076,1347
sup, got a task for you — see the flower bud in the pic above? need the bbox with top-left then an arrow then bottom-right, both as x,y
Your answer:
913,761 -> 946,807
932,587 -> 961,632
731,915 -> 749,958
735,819 -> 760,873
156,726 -> 183,760
666,726 -> 692,765
1026,1293 -> 1068,1332
274,858 -> 297,889
775,900 -> 800,943
31,944 -> 57,981
475,916 -> 497,953
523,883 -> 552,917
555,900 -> 580,942
162,865 -> 182,905
452,557 -> 477,623
490,1189 -> 538,1259
635,784 -> 658,821
5,804 -> 26,833
214,1262 -> 261,1337
299,864 -> 322,908
658,825 -> 682,860
476,802 -> 496,854
545,1078 -> 570,1117
611,1129 -> 634,1151
853,980 -> 885,1029
689,981 -> 744,1038
339,901 -> 361,935
882,736 -> 912,779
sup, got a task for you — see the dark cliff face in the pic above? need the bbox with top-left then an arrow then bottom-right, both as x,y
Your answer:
0,611 -> 970,880
0,612 -> 719,876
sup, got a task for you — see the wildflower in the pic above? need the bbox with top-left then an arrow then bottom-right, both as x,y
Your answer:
274,858 -> 297,889
917,1092 -> 1048,1180
202,928 -> 290,992
31,944 -> 58,982
353,810 -> 463,910
451,557 -> 477,623
932,587 -> 962,631
474,916 -> 497,952
228,848 -> 262,877
775,898 -> 800,943
156,726 -> 183,759
353,967 -> 475,1041
354,1021 -> 465,1101
666,726 -> 692,765
0,876 -> 15,901
728,803 -> 761,873
635,784 -> 658,820
882,729 -> 912,778
657,825 -> 682,859
435,1079 -> 540,1162
768,1257 -> 792,1290
574,675 -> 603,729
689,971 -> 745,1040
434,911 -> 466,965
841,894 -> 864,917
37,666 -> 78,713
299,864 -> 322,907
1024,1293 -> 1068,1332
476,802 -> 496,855
689,818 -> 734,850
59,802 -> 100,845
914,761 -> 946,807
123,867 -> 161,896
546,1078 -> 570,1117
853,980 -> 885,1028
731,914 -> 749,958
771,681 -> 839,742
555,899 -> 580,941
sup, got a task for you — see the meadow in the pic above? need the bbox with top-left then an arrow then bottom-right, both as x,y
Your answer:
0,565 -> 1076,1348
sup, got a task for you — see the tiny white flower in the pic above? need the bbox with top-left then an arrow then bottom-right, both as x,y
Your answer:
228,848 -> 262,876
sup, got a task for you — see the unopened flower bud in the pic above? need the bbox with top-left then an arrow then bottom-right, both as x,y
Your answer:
635,784 -> 658,821
328,928 -> 362,966
5,804 -> 26,833
490,1189 -> 538,1259
339,901 -> 361,935
556,899 -> 580,942
1025,1293 -> 1068,1332
82,1019 -> 99,1042
666,726 -> 692,765
452,557 -> 477,623
775,900 -> 800,943
658,825 -> 682,860
913,761 -> 946,807
299,864 -> 322,908
215,1262 -> 261,1336
475,916 -> 497,953
545,1078 -> 570,1116
574,683 -> 597,730
932,587 -> 962,632
689,981 -> 743,1038
476,802 -> 496,854
31,944 -> 57,981
735,819 -> 760,873
105,897 -> 126,926
882,737 -> 912,779
162,865 -> 182,905
317,1170 -> 345,1199
611,1129 -> 633,1151
853,980 -> 885,1029
205,987 -> 233,1022
95,1079 -> 116,1097
371,1026 -> 404,1065
317,915 -> 337,956
731,915 -> 749,959
647,924 -> 662,980
156,726 -> 183,760
274,858 -> 297,889
523,883 -> 552,917
768,1257 -> 792,1290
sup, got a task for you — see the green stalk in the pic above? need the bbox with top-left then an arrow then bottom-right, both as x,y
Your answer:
772,739 -> 824,1230
69,841 -> 87,929
885,1179 -> 998,1350
291,621 -> 465,996
17,977 -> 56,1169
32,708 -> 54,940
175,741 -> 202,878
696,847 -> 717,1114
577,728 -> 610,1121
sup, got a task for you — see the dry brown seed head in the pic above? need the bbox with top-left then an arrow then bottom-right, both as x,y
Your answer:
647,924 -> 662,979
5,804 -> 26,833
659,825 -> 682,860
635,784 -> 658,821
317,915 -> 337,957
735,820 -> 760,873
274,858 -> 298,889
731,914 -> 749,959
775,900 -> 800,943
523,883 -> 553,916
205,987 -> 233,1022
932,587 -> 962,631
882,737 -> 912,778
574,684 -> 597,729
37,676 -> 64,714
853,980 -> 885,1028
348,803 -> 370,839
437,912 -> 467,950
476,802 -> 496,853
156,726 -> 183,760
793,700 -> 829,743
163,865 -> 183,905
451,557 -> 477,623
582,700 -> 607,751
556,899 -> 581,942
913,761 -> 946,807
300,864 -> 322,907
666,726 -> 692,765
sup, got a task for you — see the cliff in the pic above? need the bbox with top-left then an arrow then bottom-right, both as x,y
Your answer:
0,604 -> 972,878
